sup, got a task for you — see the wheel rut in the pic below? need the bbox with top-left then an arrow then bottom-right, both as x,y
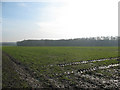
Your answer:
2,52 -> 119,88
3,52 -> 42,88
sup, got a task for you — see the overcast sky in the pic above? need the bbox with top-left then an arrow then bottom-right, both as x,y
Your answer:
2,0 -> 119,42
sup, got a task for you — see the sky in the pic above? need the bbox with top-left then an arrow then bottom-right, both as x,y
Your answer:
2,0 -> 119,42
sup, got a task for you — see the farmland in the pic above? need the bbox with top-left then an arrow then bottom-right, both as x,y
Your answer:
2,46 -> 120,89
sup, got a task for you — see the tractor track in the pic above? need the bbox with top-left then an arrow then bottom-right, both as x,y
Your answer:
2,52 -> 120,89
3,52 -> 63,88
3,52 -> 43,88
46,57 -> 119,67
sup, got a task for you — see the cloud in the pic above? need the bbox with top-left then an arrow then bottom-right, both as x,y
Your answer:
35,0 -> 117,39
2,0 -> 118,42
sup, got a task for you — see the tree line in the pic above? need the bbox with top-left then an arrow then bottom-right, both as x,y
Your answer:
17,36 -> 119,46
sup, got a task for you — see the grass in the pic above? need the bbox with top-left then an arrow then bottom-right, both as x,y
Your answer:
2,46 -> 118,64
2,46 -> 119,88
2,53 -> 29,88
2,46 -> 118,73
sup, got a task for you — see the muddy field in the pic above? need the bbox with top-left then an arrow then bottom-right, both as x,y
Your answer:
2,46 -> 119,89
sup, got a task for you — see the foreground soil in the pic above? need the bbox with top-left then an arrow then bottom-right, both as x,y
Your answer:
2,52 -> 120,89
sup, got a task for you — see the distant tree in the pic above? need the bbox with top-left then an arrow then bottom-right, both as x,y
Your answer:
17,36 -> 118,46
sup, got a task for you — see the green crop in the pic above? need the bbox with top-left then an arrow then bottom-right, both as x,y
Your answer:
2,46 -> 119,88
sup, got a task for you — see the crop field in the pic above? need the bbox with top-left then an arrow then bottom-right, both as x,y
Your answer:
2,46 -> 120,89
